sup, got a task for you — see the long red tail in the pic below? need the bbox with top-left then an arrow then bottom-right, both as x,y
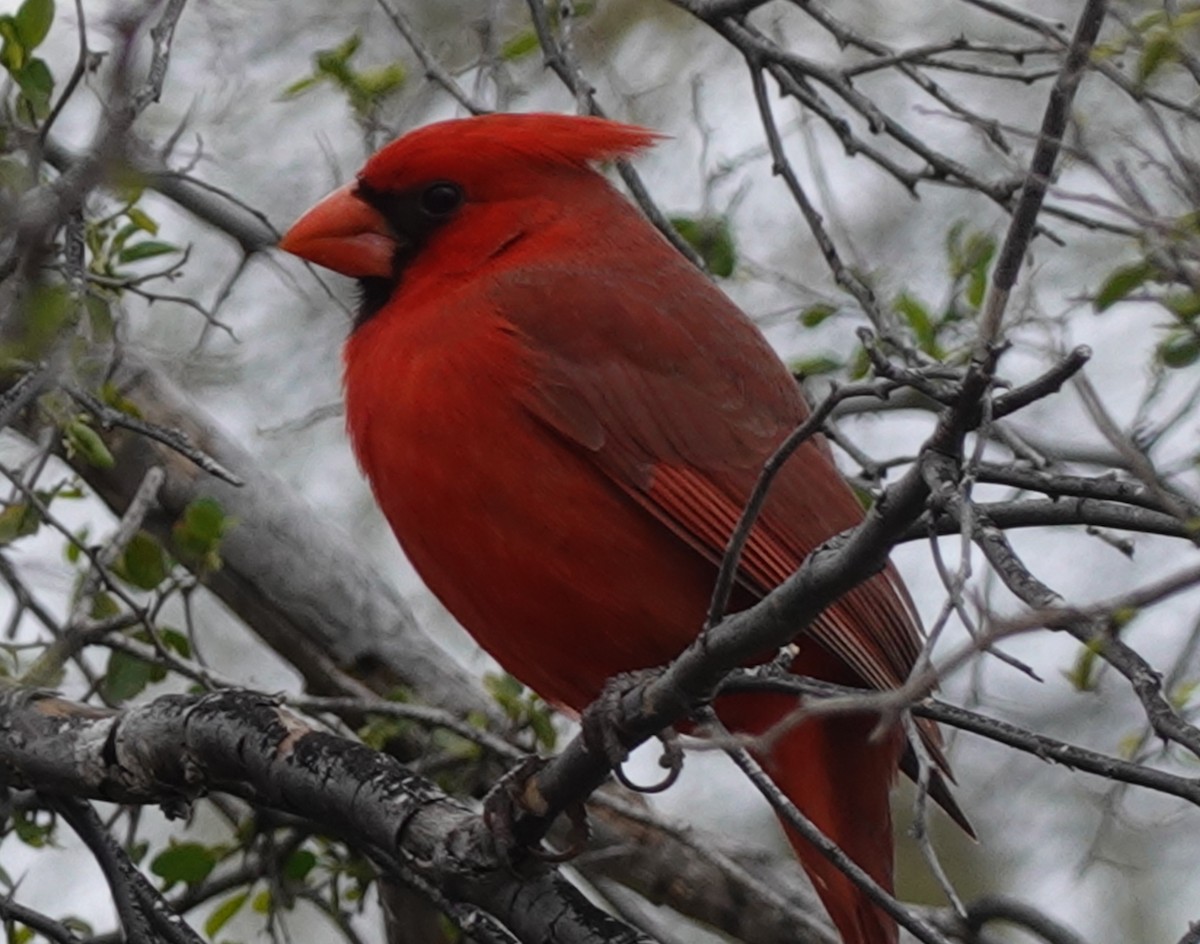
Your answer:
719,692 -> 901,944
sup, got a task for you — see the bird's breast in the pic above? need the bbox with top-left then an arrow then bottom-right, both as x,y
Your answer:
342,295 -> 712,709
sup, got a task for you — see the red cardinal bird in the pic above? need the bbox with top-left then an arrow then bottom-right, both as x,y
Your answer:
281,113 -> 964,944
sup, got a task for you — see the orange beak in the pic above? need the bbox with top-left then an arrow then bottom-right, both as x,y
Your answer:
279,184 -> 399,279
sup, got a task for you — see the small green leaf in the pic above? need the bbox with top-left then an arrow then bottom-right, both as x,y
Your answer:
251,889 -> 272,914
1139,30 -> 1179,84
895,292 -> 939,355
125,206 -> 159,235
799,303 -> 838,328
501,30 -> 540,61
64,419 -> 115,469
1094,261 -> 1154,311
14,0 -> 53,50
1165,291 -> 1200,322
528,705 -> 557,751
11,807 -> 53,847
792,355 -> 843,377
0,16 -> 25,74
100,380 -> 143,419
1063,642 -> 1101,692
281,75 -> 321,98
669,216 -> 737,277
284,849 -> 317,881
205,891 -> 250,937
151,843 -> 218,889
1170,679 -> 1200,712
172,497 -> 232,570
90,591 -> 120,620
1158,331 -> 1200,369
117,240 -> 178,264
159,626 -> 191,658
848,344 -> 872,380
357,714 -> 409,751
15,56 -> 53,118
103,648 -> 156,701
118,530 -> 170,590
484,672 -> 525,719
358,62 -> 406,97
0,503 -> 40,545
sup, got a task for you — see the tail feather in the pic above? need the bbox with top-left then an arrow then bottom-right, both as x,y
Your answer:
718,692 -> 902,944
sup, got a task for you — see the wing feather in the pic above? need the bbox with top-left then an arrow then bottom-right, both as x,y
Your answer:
490,257 -> 921,692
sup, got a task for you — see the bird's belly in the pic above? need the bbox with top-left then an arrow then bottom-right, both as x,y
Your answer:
350,353 -> 715,712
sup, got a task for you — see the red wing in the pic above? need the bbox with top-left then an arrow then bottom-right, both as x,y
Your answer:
488,259 -> 922,692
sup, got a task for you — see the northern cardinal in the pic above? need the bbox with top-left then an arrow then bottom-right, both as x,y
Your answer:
281,113 -> 963,944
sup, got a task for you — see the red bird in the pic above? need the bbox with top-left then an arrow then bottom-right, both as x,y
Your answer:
281,113 -> 961,944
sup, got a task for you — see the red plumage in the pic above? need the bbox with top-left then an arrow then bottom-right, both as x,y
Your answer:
282,113 -> 962,944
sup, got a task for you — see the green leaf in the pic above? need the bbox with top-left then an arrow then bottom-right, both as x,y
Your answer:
125,206 -> 158,235
1165,291 -> 1200,322
357,714 -> 409,751
205,891 -> 250,937
502,30 -> 540,60
528,705 -> 557,751
484,671 -> 525,719
1063,641 -> 1101,692
281,75 -> 321,98
15,56 -> 53,119
1158,331 -> 1200,369
799,303 -> 838,328
0,16 -> 25,73
159,626 -> 191,658
669,216 -> 737,277
1094,261 -> 1154,311
64,419 -> 115,469
848,344 -> 872,380
1170,679 -> 1200,712
358,62 -> 406,97
90,591 -> 120,620
151,843 -> 218,889
117,240 -> 178,264
895,292 -> 939,355
11,807 -> 53,847
0,503 -> 40,545
14,0 -> 53,50
103,648 -> 156,701
284,849 -> 317,881
791,355 -> 842,377
251,889 -> 272,914
118,530 -> 170,590
172,497 -> 232,570
1139,30 -> 1179,84
101,380 -> 143,419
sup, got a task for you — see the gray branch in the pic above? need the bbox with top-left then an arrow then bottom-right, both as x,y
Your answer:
0,687 -> 654,944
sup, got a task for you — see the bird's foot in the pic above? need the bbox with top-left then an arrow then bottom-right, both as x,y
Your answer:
481,755 -> 589,864
581,669 -> 685,795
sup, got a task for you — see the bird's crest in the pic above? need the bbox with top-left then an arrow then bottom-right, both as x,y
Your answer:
359,113 -> 662,192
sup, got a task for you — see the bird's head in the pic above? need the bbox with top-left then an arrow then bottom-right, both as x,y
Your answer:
279,113 -> 661,323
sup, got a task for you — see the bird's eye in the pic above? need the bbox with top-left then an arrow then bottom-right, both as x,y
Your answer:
419,182 -> 464,217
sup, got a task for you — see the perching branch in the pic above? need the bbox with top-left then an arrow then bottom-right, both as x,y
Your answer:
0,687 -> 654,944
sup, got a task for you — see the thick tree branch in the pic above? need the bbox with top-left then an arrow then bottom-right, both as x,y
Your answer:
0,687 -> 654,944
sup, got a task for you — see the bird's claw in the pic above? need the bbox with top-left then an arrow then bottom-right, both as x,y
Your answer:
481,755 -> 589,864
581,669 -> 685,795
